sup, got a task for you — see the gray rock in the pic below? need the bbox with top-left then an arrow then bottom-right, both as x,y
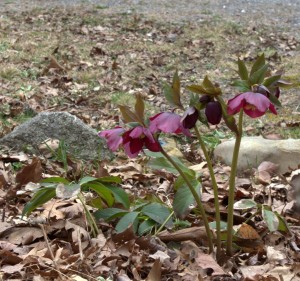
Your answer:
214,136 -> 300,174
0,112 -> 111,160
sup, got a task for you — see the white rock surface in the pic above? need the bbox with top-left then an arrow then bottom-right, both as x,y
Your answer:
214,136 -> 300,174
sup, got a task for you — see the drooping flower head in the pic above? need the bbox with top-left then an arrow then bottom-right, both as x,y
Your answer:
227,92 -> 277,118
122,126 -> 160,158
181,107 -> 199,129
98,126 -> 125,152
199,95 -> 223,125
149,112 -> 191,136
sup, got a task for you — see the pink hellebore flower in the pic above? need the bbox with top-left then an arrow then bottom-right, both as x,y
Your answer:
98,126 -> 125,151
227,92 -> 277,118
149,112 -> 191,136
122,126 -> 160,158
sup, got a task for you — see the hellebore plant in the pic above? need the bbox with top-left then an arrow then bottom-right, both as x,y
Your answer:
99,54 -> 287,257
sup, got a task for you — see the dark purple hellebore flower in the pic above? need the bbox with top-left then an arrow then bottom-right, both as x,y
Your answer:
199,95 -> 212,104
181,107 -> 199,129
205,101 -> 222,125
122,126 -> 160,158
98,126 -> 125,152
149,112 -> 191,136
227,92 -> 277,118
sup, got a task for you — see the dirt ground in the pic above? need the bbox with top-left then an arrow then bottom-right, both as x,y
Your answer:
1,0 -> 300,33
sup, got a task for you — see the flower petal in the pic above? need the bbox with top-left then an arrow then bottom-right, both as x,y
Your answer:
205,101 -> 222,125
227,94 -> 245,115
181,107 -> 199,129
98,127 -> 124,151
150,112 -> 191,136
243,92 -> 270,113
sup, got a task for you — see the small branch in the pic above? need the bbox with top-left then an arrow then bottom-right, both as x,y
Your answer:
39,224 -> 64,280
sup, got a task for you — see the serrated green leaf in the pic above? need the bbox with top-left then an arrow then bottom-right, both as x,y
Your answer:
40,177 -> 70,185
173,174 -> 201,217
250,54 -> 266,76
237,59 -> 248,80
22,187 -> 56,216
141,203 -> 173,227
138,219 -> 156,235
262,206 -> 279,232
134,93 -> 145,124
94,208 -> 128,221
234,199 -> 257,210
107,185 -> 130,209
249,64 -> 269,85
115,211 -> 139,233
263,75 -> 281,87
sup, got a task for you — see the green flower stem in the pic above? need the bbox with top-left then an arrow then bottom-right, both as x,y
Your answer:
194,126 -> 221,257
154,210 -> 174,236
226,110 -> 243,256
78,193 -> 99,238
160,147 -> 214,253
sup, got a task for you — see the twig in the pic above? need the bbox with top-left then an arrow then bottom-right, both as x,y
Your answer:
39,224 -> 65,280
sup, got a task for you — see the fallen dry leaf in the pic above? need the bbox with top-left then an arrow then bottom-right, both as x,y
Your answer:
16,157 -> 42,188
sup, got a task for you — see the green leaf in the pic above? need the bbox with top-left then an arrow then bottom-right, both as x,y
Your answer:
263,75 -> 281,87
134,93 -> 145,124
203,75 -> 215,89
132,202 -> 150,212
115,211 -> 139,233
148,156 -> 194,176
275,212 -> 289,233
141,203 -> 173,227
79,176 -> 97,186
209,221 -> 227,230
163,79 -> 183,109
96,176 -> 122,184
107,185 -> 130,209
262,206 -> 279,232
119,105 -> 139,123
277,79 -> 293,88
250,53 -> 266,76
87,183 -> 115,207
22,187 -> 56,216
232,80 -> 251,92
249,64 -> 269,85
234,199 -> 257,210
138,219 -> 156,235
173,174 -> 201,217
187,84 -> 210,95
268,94 -> 282,107
172,70 -> 182,108
94,208 -> 128,221
237,59 -> 248,80
40,177 -> 70,185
